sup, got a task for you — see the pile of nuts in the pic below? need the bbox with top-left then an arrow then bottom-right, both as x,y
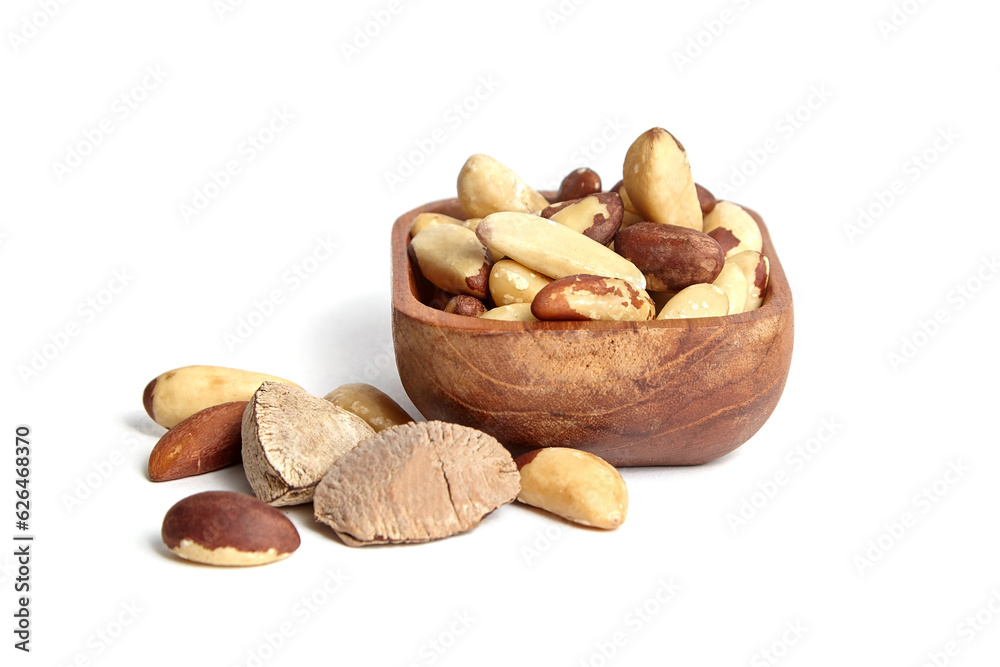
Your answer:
408,127 -> 770,321
147,365 -> 628,566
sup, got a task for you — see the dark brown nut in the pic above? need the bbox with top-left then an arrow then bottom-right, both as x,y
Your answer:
409,223 -> 493,299
161,491 -> 300,566
531,274 -> 655,321
444,294 -> 487,317
702,201 -> 762,258
148,401 -> 247,482
696,183 -> 717,215
540,193 -> 623,245
614,222 -> 725,292
623,127 -> 702,230
556,167 -> 602,201
242,382 -> 375,506
313,421 -> 520,546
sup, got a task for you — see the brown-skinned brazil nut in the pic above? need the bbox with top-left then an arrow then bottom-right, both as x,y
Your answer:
556,167 -> 602,202
614,222 -> 725,292
161,491 -> 300,566
532,274 -> 655,321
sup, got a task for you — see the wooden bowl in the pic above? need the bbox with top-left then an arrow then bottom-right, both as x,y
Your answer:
391,194 -> 794,466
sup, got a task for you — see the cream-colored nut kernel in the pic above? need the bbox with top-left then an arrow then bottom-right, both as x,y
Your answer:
489,259 -> 553,306
656,283 -> 729,320
410,212 -> 464,238
711,262 -> 748,315
476,212 -> 646,289
532,275 -> 655,322
143,365 -> 300,429
622,127 -> 702,231
727,250 -> 770,311
408,223 -> 493,299
702,201 -> 762,258
480,303 -> 539,321
323,383 -> 414,433
515,448 -> 628,529
540,193 -> 623,246
457,154 -> 549,218
460,217 -> 503,260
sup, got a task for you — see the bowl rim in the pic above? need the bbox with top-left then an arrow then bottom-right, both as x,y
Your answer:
392,192 -> 791,331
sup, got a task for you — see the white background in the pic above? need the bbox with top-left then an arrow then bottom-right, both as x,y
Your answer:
3,1 -> 999,665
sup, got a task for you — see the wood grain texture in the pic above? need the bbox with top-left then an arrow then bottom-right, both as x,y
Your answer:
391,193 -> 794,466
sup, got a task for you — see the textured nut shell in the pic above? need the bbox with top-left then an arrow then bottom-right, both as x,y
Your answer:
623,128 -> 702,230
313,421 -> 520,546
489,259 -> 552,306
410,212 -> 465,237
476,212 -> 645,289
143,365 -> 300,429
480,303 -> 539,321
703,201 -> 763,258
541,193 -> 623,245
323,383 -> 414,433
148,401 -> 247,482
532,275 -> 655,322
457,154 -> 549,218
515,448 -> 628,529
614,222 -> 725,292
161,491 -> 300,566
242,382 -> 375,506
557,167 -> 602,202
712,263 -> 749,315
656,283 -> 730,320
409,223 -> 493,299
728,250 -> 770,311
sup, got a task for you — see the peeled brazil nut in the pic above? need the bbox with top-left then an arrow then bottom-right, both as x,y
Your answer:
727,250 -> 770,311
540,193 -> 623,245
476,212 -> 646,289
443,294 -> 488,317
656,283 -> 729,320
457,154 -> 549,218
622,127 -> 702,231
556,167 -> 602,201
532,274 -> 655,322
242,382 -> 375,506
323,383 -> 414,433
489,259 -> 552,306
410,212 -> 464,237
148,401 -> 247,482
409,223 -> 493,299
702,201 -> 762,258
712,262 -> 748,315
614,222 -> 725,292
515,448 -> 628,530
161,491 -> 300,566
143,365 -> 300,429
480,303 -> 539,321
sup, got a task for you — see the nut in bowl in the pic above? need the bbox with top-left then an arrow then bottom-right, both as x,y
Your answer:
392,132 -> 794,467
